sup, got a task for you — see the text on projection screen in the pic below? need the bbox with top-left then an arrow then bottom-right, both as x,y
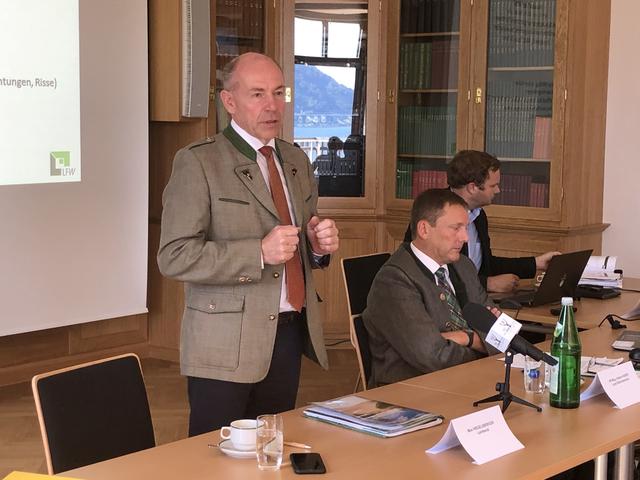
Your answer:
0,0 -> 81,186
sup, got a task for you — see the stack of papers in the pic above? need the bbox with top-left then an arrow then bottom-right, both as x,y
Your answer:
580,356 -> 624,377
498,353 -> 623,376
579,255 -> 622,288
303,394 -> 443,438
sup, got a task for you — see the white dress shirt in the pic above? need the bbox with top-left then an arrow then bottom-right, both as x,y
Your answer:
231,120 -> 299,312
410,242 -> 456,294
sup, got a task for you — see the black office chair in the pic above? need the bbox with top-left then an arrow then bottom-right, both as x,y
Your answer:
341,252 -> 391,391
32,353 -> 156,474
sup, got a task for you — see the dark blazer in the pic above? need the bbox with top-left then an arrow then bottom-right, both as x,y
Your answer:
158,126 -> 329,383
404,207 -> 536,288
362,243 -> 496,388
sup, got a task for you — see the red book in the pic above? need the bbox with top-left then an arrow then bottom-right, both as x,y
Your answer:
532,116 -> 552,159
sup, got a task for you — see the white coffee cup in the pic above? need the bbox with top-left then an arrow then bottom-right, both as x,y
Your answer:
220,419 -> 259,451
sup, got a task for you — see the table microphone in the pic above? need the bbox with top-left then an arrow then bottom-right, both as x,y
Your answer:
463,302 -> 558,366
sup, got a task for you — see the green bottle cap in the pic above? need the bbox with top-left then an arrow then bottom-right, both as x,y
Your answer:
561,297 -> 573,306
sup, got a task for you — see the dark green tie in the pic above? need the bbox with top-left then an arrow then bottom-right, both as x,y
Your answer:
434,267 -> 468,331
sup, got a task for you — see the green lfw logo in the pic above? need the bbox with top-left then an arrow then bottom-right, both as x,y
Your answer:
50,151 -> 73,176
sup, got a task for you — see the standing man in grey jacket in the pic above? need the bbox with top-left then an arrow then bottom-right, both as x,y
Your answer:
364,189 -> 495,388
158,53 -> 339,435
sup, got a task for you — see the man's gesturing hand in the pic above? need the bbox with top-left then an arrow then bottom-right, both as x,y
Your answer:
261,225 -> 300,265
306,216 -> 339,255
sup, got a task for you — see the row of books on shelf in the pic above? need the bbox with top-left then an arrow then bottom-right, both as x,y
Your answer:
216,0 -> 264,38
486,114 -> 552,159
396,160 -> 413,199
397,105 -> 457,157
411,169 -> 448,199
303,394 -> 443,438
492,174 -> 549,207
485,79 -> 553,158
396,163 -> 549,207
399,39 -> 459,90
400,0 -> 460,35
488,0 -> 555,68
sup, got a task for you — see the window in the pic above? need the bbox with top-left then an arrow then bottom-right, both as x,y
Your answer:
293,3 -> 368,197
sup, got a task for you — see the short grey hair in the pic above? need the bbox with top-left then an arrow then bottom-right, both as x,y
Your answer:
221,53 -> 284,91
221,56 -> 242,90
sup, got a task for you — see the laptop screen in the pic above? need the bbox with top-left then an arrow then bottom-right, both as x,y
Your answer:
497,249 -> 593,307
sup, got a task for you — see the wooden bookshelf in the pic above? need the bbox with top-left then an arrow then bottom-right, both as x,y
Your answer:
383,0 -> 610,247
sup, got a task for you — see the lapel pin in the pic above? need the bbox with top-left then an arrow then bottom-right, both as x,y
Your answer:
241,170 -> 252,181
291,168 -> 297,176
439,293 -> 446,301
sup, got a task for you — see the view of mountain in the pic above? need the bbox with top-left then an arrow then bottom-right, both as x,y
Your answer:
294,64 -> 354,129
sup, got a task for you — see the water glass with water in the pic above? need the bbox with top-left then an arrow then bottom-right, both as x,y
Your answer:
524,355 -> 546,394
256,414 -> 283,470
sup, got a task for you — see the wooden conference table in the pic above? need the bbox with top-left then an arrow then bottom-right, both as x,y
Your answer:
502,277 -> 640,329
65,324 -> 640,480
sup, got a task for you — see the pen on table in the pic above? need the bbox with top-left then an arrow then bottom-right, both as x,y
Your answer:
284,441 -> 312,449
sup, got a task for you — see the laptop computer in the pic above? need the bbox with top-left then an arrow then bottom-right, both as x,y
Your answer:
499,249 -> 593,307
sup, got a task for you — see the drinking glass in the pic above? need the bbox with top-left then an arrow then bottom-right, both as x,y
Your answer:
256,414 -> 283,470
524,355 -> 546,394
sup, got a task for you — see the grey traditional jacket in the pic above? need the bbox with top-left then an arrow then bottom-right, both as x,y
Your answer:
158,126 -> 328,383
363,243 -> 495,388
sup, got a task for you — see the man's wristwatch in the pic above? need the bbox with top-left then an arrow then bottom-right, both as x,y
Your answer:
465,329 -> 475,348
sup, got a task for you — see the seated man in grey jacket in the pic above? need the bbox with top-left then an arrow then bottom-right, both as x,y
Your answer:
363,189 -> 496,388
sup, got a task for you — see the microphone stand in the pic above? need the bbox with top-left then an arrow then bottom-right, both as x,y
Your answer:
473,349 -> 542,413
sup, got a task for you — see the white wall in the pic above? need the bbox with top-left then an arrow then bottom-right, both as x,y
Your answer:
603,0 -> 640,277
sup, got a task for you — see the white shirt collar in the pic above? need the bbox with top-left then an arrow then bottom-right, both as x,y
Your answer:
410,242 -> 448,276
231,120 -> 276,153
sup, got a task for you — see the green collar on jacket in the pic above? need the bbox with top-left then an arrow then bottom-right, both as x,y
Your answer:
223,125 -> 285,163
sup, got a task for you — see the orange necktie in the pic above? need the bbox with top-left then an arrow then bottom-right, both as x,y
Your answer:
259,146 -> 305,312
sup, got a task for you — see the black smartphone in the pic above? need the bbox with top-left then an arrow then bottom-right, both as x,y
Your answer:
290,452 -> 326,474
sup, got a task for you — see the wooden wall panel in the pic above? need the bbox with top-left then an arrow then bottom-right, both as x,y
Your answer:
147,118 -> 206,362
312,219 -> 379,339
0,318 -> 149,387
149,0 -> 181,121
561,0 -> 610,228
148,223 -> 183,358
489,223 -> 606,259
381,215 -> 410,252
0,330 -> 68,369
68,314 -> 148,354
149,121 -> 207,222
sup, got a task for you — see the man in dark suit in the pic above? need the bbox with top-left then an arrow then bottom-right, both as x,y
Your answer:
404,150 -> 559,293
363,189 -> 498,388
158,53 -> 339,435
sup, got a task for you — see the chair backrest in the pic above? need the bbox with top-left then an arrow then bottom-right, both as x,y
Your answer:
32,353 -> 156,474
341,252 -> 391,390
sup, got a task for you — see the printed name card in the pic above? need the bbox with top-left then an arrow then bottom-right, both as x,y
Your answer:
426,405 -> 524,465
580,361 -> 640,408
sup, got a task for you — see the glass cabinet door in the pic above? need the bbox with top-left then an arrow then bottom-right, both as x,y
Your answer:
293,2 -> 369,198
395,0 -> 461,200
483,0 -> 556,208
214,0 -> 266,132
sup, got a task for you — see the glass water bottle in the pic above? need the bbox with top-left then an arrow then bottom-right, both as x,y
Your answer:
549,297 -> 581,408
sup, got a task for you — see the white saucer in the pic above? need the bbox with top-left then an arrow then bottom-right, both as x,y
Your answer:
218,439 -> 256,459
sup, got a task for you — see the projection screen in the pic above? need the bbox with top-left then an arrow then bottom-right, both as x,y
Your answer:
0,0 -> 149,336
